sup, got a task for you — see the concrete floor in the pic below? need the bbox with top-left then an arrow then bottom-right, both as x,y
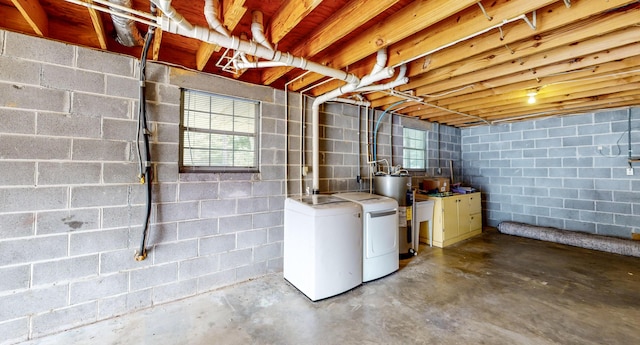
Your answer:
19,229 -> 640,345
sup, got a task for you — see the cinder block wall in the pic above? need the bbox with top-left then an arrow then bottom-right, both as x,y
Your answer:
0,30 -> 292,343
0,29 -> 462,343
461,108 -> 640,238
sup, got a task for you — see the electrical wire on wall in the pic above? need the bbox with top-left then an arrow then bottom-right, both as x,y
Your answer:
134,3 -> 156,261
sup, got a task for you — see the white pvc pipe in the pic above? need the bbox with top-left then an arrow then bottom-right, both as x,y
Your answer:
357,64 -> 408,93
251,11 -> 274,51
204,0 -> 229,37
310,49 -> 394,193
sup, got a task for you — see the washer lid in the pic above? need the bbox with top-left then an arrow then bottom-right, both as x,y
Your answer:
292,195 -> 352,206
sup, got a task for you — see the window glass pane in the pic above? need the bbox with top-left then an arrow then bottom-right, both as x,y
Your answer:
402,128 -> 427,170
181,90 -> 259,172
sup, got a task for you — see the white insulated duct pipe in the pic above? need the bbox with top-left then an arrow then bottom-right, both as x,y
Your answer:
204,0 -> 229,37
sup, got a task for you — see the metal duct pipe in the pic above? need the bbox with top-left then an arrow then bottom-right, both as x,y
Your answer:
497,221 -> 640,258
109,0 -> 145,46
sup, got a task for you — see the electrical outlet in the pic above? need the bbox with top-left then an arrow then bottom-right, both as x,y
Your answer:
627,168 -> 634,176
597,145 -> 603,151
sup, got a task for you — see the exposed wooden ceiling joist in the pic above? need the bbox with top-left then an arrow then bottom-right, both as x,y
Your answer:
10,0 -> 48,36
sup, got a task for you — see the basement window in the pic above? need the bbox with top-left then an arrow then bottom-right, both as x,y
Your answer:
180,89 -> 259,173
402,127 -> 427,170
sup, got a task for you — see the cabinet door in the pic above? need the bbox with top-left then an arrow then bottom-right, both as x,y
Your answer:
442,197 -> 459,240
468,193 -> 481,214
457,195 -> 470,234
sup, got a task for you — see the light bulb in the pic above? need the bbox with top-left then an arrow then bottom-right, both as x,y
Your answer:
527,92 -> 537,104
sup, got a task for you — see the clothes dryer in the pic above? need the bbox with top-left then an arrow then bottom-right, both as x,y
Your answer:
333,192 -> 399,282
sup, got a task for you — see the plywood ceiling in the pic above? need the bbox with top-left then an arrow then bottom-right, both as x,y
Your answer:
1,0 -> 639,127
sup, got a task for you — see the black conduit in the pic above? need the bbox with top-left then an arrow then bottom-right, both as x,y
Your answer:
134,4 -> 156,261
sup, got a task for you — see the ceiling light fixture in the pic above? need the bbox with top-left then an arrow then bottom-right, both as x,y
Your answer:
527,91 -> 537,104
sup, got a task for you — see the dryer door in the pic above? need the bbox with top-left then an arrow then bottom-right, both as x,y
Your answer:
365,209 -> 398,259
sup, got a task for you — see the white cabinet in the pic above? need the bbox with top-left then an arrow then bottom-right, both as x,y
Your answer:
422,193 -> 482,248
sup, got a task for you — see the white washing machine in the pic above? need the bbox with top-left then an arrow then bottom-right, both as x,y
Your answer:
333,192 -> 399,282
284,195 -> 362,301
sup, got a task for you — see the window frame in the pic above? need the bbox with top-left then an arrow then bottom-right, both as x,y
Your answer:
179,89 -> 260,173
402,127 -> 427,171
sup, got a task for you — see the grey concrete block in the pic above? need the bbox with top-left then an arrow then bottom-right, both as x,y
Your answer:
145,222 -> 179,246
197,269 -> 235,293
152,279 -> 197,304
236,261 -> 267,282
260,165 -> 286,180
237,229 -> 267,249
219,248 -> 252,270
563,178 -> 593,189
523,129 -> 547,140
71,185 -> 129,208
523,205 -> 549,217
72,138 -> 129,161
219,181 -> 252,199
534,178 -> 563,188
5,31 -> 74,65
535,158 -> 561,167
179,255 -> 219,280
489,141 -> 510,151
158,84 -> 180,105
200,234 -> 236,255
579,189 -> 612,201
150,142 -> 178,163
103,118 -> 136,141
70,228 -> 129,256
253,211 -> 283,228
152,239 -> 198,264
1,134 -> 71,160
480,151 -> 499,160
155,201 -> 199,223
201,199 -> 236,218
267,257 -> 283,273
269,196 -> 285,211
0,108 -> 35,134
537,217 -> 565,229
0,186 -> 68,213
565,199 -> 595,211
578,168 -> 611,179
577,123 -> 610,136
561,157 -> 593,168
612,191 -> 636,203
237,197 -> 269,214
32,301 -> 99,337
535,138 -> 562,148
549,168 -> 577,178
614,214 -> 640,227
254,242 -> 281,262
145,102 -> 179,124
219,214 -> 252,234
0,161 -> 35,186
268,226 -> 284,243
32,254 -> 99,286
562,136 -> 592,147
77,48 -> 133,77
563,113 -> 593,126
523,149 -> 547,158
535,117 -> 562,129
38,162 -> 101,185
596,224 -> 629,238
0,265 -> 30,292
262,133 -> 285,150
98,289 -> 152,320
252,181 -> 282,197
0,284 -> 67,321
511,195 -> 536,205
130,263 -> 178,291
511,159 -> 534,168
99,248 -> 152,274
105,75 -> 138,99
596,201 -> 631,214
145,63 -> 169,83
154,123 -> 179,143
548,127 -> 576,138
103,163 -> 138,184
170,68 -> 273,103
548,147 -> 576,158
0,56 -> 41,85
178,182 -> 218,201
564,220 -> 596,233
523,187 -> 548,197
155,163 -> 179,183
41,64 -> 104,94
0,83 -> 70,113
72,92 -> 130,119
70,273 -> 128,304
522,168 -> 548,177
501,186 -> 523,195
0,213 -> 35,239
0,318 -> 29,344
549,207 -> 579,220
101,205 -> 145,229
37,208 -> 100,234
462,135 -> 479,145
178,219 -> 218,240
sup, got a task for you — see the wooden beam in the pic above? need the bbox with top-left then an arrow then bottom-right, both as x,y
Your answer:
269,0 -> 323,45
195,0 -> 246,71
414,28 -> 640,98
84,0 -> 107,49
261,0 -> 399,86
404,0 -> 638,78
10,0 -> 48,36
